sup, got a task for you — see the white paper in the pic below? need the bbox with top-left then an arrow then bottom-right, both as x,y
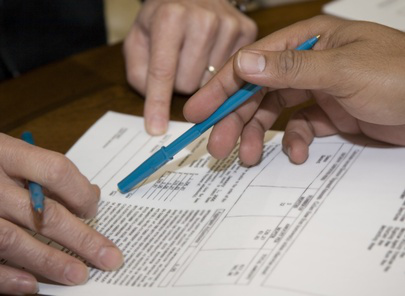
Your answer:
35,111 -> 405,296
323,0 -> 405,31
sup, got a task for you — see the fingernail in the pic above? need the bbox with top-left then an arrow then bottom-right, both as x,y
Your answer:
238,50 -> 266,74
92,184 -> 101,196
13,276 -> 38,295
83,204 -> 98,219
99,246 -> 124,271
147,116 -> 167,136
64,262 -> 88,285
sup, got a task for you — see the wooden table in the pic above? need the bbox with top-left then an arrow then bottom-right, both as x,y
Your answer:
0,0 -> 332,154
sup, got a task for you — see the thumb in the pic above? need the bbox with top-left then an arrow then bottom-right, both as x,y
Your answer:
234,48 -> 339,91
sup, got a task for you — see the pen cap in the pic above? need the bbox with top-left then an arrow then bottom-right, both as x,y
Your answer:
118,148 -> 171,193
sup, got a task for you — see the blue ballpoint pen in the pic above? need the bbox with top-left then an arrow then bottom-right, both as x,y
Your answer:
118,35 -> 320,193
21,131 -> 45,213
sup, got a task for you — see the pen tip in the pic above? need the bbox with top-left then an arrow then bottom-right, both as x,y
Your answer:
316,35 -> 321,39
35,208 -> 43,214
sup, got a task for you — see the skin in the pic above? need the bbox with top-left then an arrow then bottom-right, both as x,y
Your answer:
0,134 -> 123,295
124,0 -> 257,135
183,15 -> 405,166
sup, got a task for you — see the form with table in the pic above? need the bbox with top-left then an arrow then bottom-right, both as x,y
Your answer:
38,111 -> 405,296
1,1 -> 404,295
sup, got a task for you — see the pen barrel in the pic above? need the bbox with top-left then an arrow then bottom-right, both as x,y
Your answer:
29,181 -> 44,208
165,84 -> 262,157
296,35 -> 319,50
118,148 -> 170,192
165,126 -> 202,156
196,83 -> 262,132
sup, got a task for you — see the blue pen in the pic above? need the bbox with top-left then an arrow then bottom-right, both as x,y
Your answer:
21,131 -> 45,214
118,35 -> 320,193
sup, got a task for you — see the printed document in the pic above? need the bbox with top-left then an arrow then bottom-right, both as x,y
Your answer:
38,111 -> 405,295
323,0 -> 405,31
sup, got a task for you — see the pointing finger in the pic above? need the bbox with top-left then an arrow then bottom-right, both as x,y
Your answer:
145,3 -> 187,135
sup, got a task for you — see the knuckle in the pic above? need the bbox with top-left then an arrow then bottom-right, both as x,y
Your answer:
221,16 -> 240,37
243,19 -> 258,39
75,230 -> 100,255
42,153 -> 73,186
290,110 -> 315,138
155,2 -> 186,22
250,117 -> 267,134
148,64 -> 175,82
146,96 -> 171,113
277,50 -> 302,83
0,224 -> 19,254
212,75 -> 236,99
291,108 -> 311,123
197,10 -> 220,38
67,195 -> 91,215
41,201 -> 65,233
278,50 -> 296,74
33,249 -> 59,273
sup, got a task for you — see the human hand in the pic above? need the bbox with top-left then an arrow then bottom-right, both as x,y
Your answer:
0,134 -> 123,295
183,15 -> 405,165
124,0 -> 257,135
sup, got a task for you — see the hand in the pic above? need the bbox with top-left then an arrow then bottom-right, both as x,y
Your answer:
183,15 -> 405,166
124,0 -> 257,135
0,134 -> 123,295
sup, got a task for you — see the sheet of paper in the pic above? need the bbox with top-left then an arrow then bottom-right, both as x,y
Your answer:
34,111 -> 405,295
323,0 -> 405,31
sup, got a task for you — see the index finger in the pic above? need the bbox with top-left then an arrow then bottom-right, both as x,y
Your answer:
144,4 -> 187,135
183,15 -> 343,124
0,134 -> 99,219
